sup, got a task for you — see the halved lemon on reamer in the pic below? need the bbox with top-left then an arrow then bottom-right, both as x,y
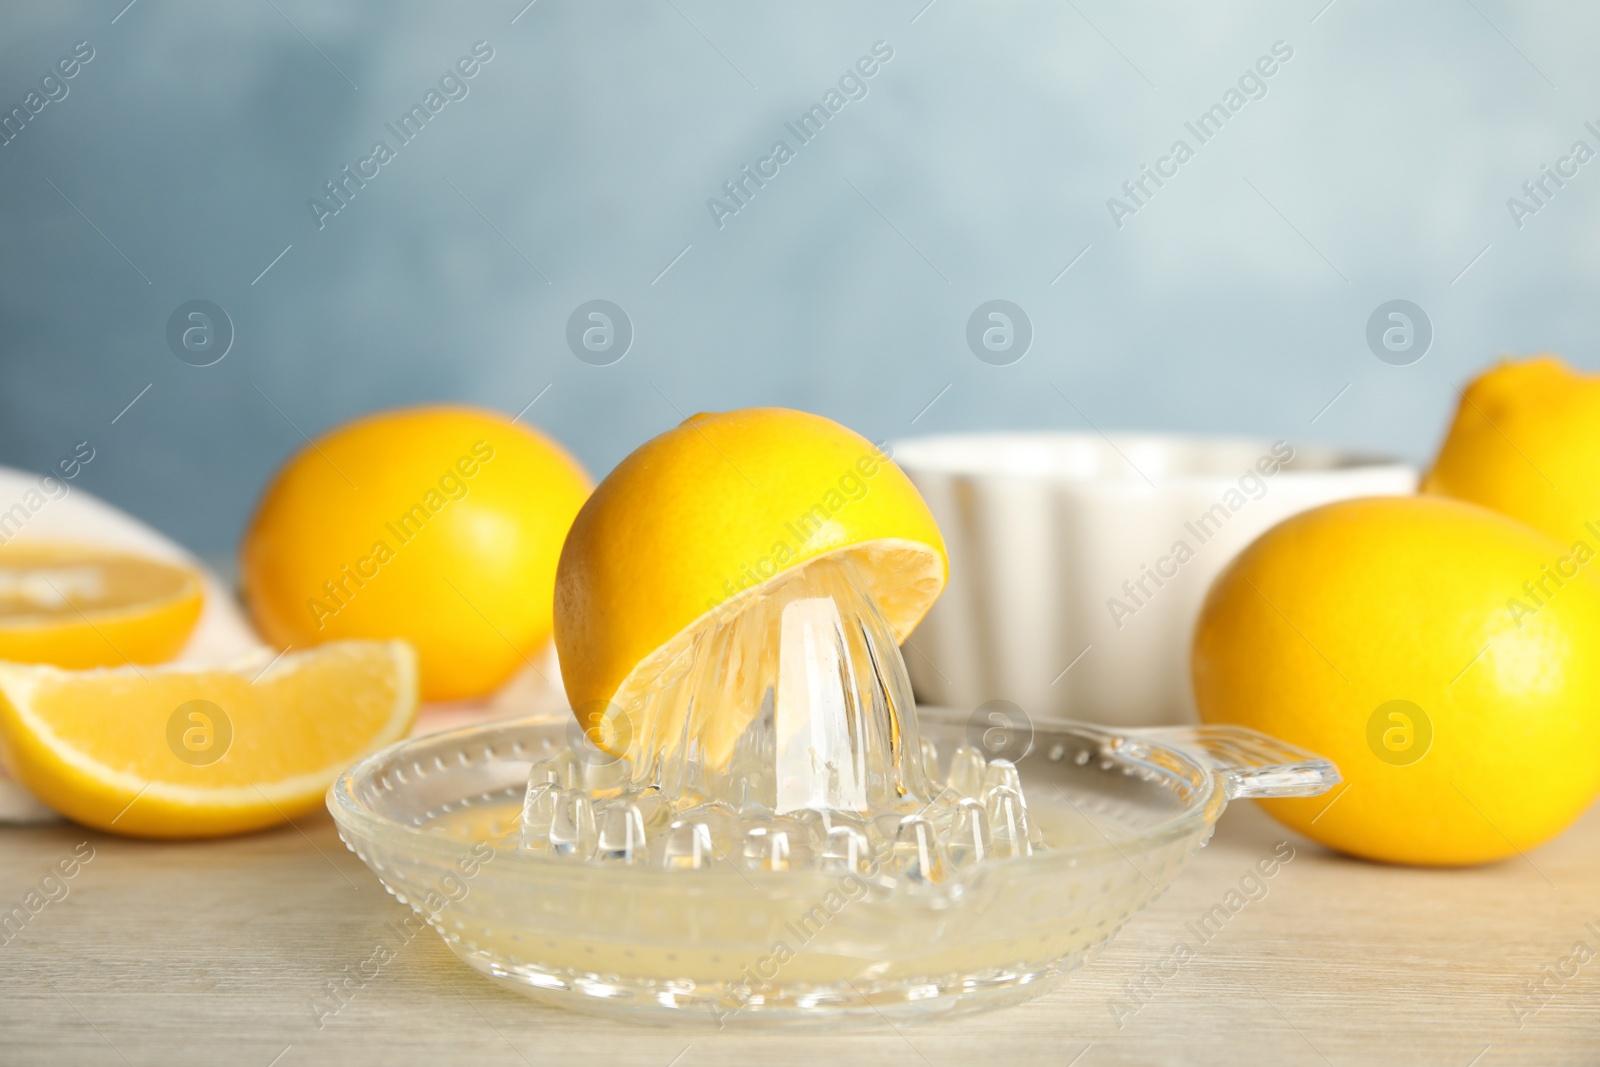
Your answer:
0,640 -> 418,838
554,408 -> 946,761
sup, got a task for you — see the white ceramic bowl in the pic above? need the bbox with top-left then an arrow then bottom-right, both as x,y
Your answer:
891,434 -> 1417,726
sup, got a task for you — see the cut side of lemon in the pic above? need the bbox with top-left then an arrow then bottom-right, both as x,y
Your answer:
0,543 -> 203,668
604,539 -> 944,766
619,540 -> 939,708
0,640 -> 418,838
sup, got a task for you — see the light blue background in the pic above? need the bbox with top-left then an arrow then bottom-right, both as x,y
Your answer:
1,0 -> 1595,556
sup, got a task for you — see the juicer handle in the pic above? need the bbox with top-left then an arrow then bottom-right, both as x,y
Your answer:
1133,724 -> 1341,800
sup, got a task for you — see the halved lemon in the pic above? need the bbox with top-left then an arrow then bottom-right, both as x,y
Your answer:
0,640 -> 418,838
0,543 -> 203,668
554,408 -> 946,759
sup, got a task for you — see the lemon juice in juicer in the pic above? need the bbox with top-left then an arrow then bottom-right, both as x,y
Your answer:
331,408 -> 1339,1026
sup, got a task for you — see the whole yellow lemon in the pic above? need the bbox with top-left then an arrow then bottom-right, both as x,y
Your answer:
242,406 -> 590,701
1425,355 -> 1600,547
1192,495 -> 1600,866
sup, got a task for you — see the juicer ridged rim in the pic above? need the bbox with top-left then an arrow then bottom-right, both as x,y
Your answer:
326,706 -> 1227,887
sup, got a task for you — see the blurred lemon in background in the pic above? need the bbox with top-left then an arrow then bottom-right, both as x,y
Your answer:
241,406 -> 590,701
1192,495 -> 1600,866
554,408 -> 945,757
0,640 -> 416,838
0,543 -> 201,667
1424,355 -> 1600,546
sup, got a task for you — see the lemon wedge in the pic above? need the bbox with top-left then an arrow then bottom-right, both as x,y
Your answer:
0,640 -> 418,838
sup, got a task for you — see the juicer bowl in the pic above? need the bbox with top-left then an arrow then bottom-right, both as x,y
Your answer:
327,707 -> 1337,1029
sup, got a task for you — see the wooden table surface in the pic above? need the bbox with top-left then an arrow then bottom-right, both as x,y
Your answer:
2,793 -> 1597,1066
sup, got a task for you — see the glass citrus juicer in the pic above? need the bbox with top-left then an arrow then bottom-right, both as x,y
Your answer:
329,411 -> 1339,1028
